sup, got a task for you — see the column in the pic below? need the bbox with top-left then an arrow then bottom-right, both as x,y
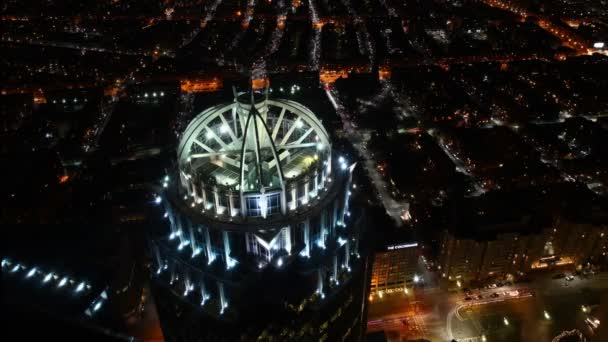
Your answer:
213,187 -> 220,214
189,222 -> 198,257
219,281 -> 227,314
283,226 -> 292,255
205,227 -> 214,264
223,231 -> 232,268
166,201 -> 177,237
302,219 -> 310,257
303,179 -> 309,204
176,214 -> 186,246
183,271 -> 191,296
192,182 -> 200,204
320,210 -> 327,245
228,193 -> 235,217
341,185 -> 351,225
153,242 -> 162,272
290,186 -> 297,210
240,193 -> 247,217
344,240 -> 350,269
331,200 -> 338,235
201,184 -> 208,210
170,265 -> 176,285
317,269 -> 324,297
333,255 -> 338,284
200,279 -> 209,305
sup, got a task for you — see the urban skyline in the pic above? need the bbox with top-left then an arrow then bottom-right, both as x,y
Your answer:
3,0 -> 608,342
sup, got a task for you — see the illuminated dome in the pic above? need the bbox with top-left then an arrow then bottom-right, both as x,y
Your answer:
177,90 -> 332,219
149,87 -> 362,341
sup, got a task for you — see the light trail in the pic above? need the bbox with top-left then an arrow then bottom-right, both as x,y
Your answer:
262,0 -> 288,58
202,0 -> 223,28
178,0 -> 225,50
339,0 -> 376,67
308,0 -> 321,70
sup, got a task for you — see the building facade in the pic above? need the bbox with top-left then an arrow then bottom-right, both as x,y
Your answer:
370,242 -> 419,296
439,215 -> 608,286
148,88 -> 367,341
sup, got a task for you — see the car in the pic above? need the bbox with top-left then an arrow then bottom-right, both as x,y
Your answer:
464,296 -> 473,301
552,273 -> 565,279
566,275 -> 575,281
504,281 -> 513,286
487,284 -> 498,289
496,282 -> 504,287
490,293 -> 500,298
585,317 -> 600,332
477,294 -> 484,300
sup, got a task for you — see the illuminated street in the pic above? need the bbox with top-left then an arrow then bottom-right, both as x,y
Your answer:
4,0 -> 608,340
368,272 -> 608,341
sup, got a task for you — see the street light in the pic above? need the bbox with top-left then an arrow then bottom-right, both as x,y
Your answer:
544,310 -> 551,320
503,317 -> 510,326
413,274 -> 420,283
481,335 -> 487,342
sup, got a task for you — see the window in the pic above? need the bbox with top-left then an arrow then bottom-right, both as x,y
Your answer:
246,196 -> 261,217
219,195 -> 228,208
231,195 -> 240,209
267,193 -> 280,215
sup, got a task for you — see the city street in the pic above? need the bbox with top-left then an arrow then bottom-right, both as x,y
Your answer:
368,272 -> 608,341
326,85 -> 410,227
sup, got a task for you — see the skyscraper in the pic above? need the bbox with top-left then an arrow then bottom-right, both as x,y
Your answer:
149,88 -> 366,341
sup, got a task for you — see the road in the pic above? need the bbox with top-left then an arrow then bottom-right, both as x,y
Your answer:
325,85 -> 410,226
368,272 -> 608,341
426,128 -> 487,198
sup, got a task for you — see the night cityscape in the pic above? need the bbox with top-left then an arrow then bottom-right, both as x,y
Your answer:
3,0 -> 608,341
